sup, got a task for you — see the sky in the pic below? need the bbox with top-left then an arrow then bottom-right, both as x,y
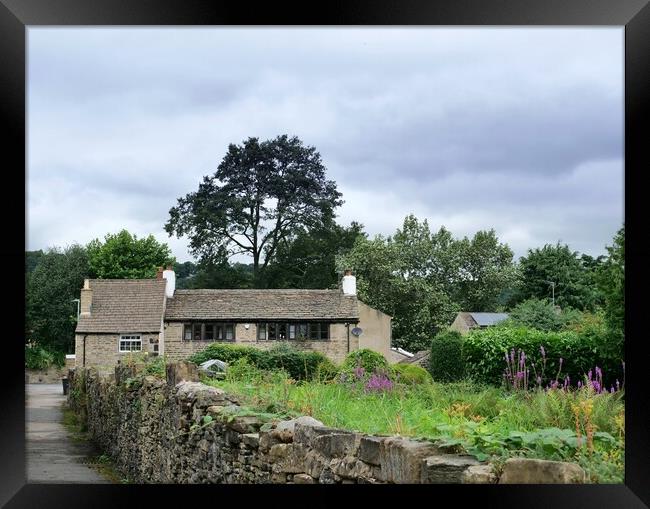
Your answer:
27,27 -> 624,263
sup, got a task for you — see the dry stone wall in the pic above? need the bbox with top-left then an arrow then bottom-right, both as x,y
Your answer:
67,362 -> 585,484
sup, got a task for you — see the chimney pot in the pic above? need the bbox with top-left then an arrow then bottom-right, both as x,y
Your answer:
342,271 -> 356,297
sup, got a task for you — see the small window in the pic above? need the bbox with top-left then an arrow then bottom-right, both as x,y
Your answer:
193,323 -> 202,341
183,324 -> 192,341
119,335 -> 142,352
278,323 -> 287,340
204,324 -> 215,341
257,323 -> 267,340
268,323 -> 277,341
225,324 -> 234,341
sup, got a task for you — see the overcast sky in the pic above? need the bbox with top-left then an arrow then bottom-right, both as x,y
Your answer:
27,27 -> 623,263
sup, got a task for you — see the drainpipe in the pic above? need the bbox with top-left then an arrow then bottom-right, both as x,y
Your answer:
83,335 -> 87,367
346,323 -> 350,353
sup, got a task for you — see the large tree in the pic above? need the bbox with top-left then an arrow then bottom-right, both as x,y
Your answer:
514,242 -> 599,311
596,226 -> 624,337
261,220 -> 365,289
26,245 -> 89,353
338,215 -> 516,352
449,229 -> 517,311
87,229 -> 175,279
165,135 -> 343,286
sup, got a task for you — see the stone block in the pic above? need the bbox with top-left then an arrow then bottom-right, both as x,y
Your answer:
227,415 -> 264,434
242,433 -> 260,448
498,458 -> 586,484
311,432 -> 359,459
420,455 -> 481,483
359,436 -> 385,466
333,455 -> 373,479
294,473 -> 315,484
166,361 -> 199,388
378,437 -> 442,483
275,416 -> 324,434
461,464 -> 498,484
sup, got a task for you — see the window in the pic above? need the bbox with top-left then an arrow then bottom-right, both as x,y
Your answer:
257,322 -> 329,340
119,335 -> 142,352
182,323 -> 236,341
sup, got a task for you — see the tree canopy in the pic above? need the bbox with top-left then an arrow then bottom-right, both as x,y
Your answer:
87,229 -> 175,279
165,135 -> 343,286
514,242 -> 601,311
337,215 -> 516,352
26,245 -> 89,353
260,219 -> 365,289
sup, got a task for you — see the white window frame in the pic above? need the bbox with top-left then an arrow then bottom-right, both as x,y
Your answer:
119,334 -> 142,353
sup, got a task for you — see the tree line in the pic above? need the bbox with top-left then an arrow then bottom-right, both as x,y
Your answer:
26,135 -> 624,356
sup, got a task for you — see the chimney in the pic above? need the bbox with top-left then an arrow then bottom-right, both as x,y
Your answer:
156,266 -> 164,279
162,265 -> 176,298
80,279 -> 92,315
342,269 -> 356,297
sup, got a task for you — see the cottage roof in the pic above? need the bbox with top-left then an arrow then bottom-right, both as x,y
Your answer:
164,289 -> 359,321
75,279 -> 167,333
468,312 -> 510,326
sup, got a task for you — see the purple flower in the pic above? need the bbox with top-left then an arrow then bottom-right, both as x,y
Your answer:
353,366 -> 366,379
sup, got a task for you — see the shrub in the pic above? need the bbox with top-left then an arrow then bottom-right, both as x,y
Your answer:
314,358 -> 339,382
341,349 -> 389,374
463,325 -> 623,387
392,363 -> 432,385
507,298 -> 583,332
25,344 -> 64,370
188,342 -> 329,381
430,330 -> 465,382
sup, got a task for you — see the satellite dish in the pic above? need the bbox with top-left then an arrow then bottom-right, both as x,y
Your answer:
351,327 -> 363,337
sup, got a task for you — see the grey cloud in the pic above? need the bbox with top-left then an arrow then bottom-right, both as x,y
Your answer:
27,27 -> 623,263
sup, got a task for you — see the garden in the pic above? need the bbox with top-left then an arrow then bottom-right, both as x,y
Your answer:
186,318 -> 625,484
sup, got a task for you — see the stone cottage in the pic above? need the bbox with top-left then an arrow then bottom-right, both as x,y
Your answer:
449,312 -> 509,334
74,268 -> 393,369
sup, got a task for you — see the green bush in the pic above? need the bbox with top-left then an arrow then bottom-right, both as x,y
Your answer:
188,342 -> 330,381
506,298 -> 583,332
430,330 -> 466,382
391,363 -> 432,385
314,358 -> 340,382
341,349 -> 389,374
25,345 -> 64,370
462,324 -> 624,387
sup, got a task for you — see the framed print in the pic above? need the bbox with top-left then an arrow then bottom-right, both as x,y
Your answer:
2,0 -> 648,507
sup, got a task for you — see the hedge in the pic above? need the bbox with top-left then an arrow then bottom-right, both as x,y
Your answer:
462,325 -> 624,388
187,342 -> 331,381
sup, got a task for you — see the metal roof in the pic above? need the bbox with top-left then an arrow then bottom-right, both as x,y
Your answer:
468,312 -> 509,326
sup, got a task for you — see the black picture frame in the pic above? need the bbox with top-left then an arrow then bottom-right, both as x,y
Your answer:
2,1 -> 648,507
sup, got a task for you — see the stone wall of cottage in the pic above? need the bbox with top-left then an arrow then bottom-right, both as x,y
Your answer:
163,322 -> 360,364
67,362 -> 587,485
74,333 -> 159,371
